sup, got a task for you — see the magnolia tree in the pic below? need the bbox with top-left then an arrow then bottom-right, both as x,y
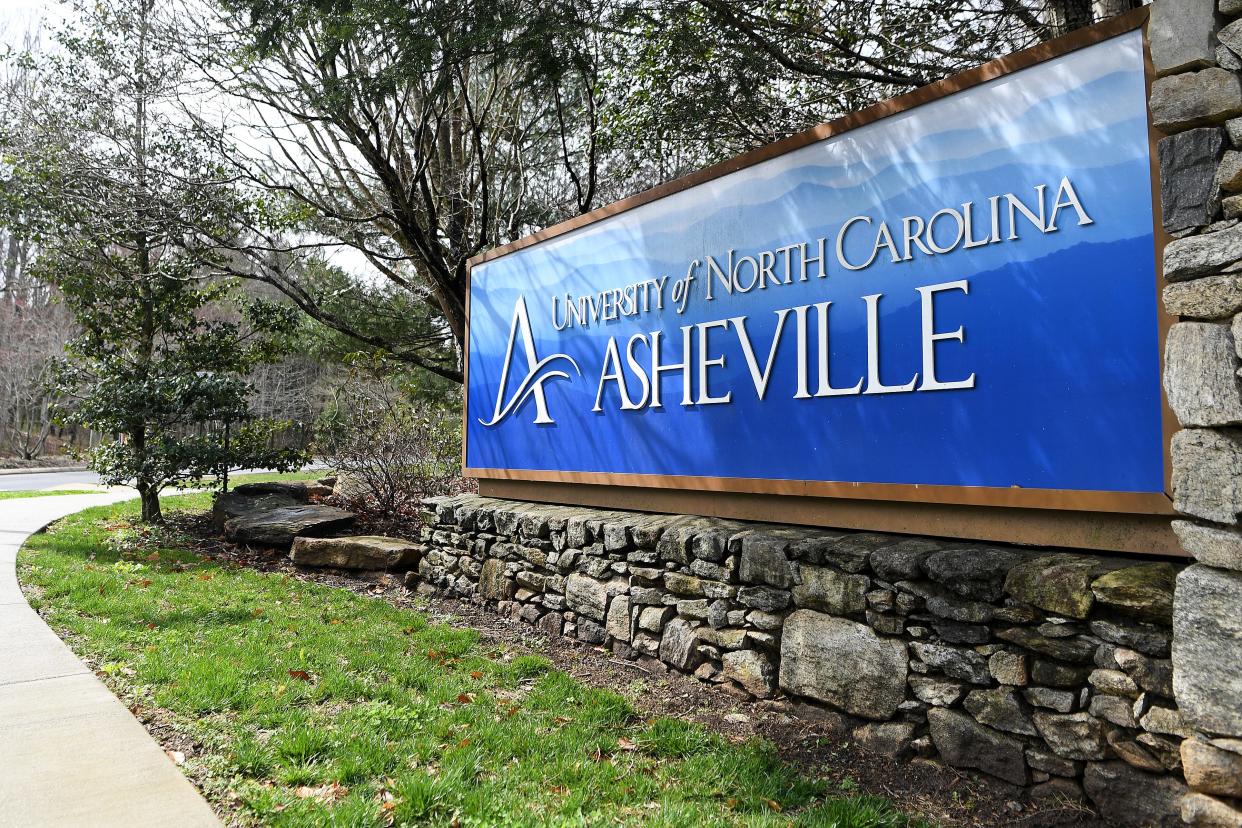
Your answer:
0,0 -> 304,521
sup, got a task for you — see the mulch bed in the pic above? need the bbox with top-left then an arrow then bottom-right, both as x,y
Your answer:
170,509 -> 1102,827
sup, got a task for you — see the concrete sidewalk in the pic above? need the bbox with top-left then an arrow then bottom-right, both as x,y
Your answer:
0,492 -> 219,828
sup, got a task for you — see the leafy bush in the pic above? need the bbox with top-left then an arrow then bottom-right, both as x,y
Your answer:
316,362 -> 465,516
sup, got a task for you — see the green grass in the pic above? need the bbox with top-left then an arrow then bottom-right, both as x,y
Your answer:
0,488 -> 102,500
18,488 -> 924,828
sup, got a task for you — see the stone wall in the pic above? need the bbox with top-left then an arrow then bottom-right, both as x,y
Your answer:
412,494 -> 1192,824
1153,0 -> 1242,825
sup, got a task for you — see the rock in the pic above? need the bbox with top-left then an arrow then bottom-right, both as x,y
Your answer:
1030,659 -> 1089,688
924,546 -> 1026,602
910,642 -> 990,684
1174,565 -> 1242,736
1222,149 -> 1242,193
894,580 -> 994,623
908,676 -> 967,706
290,535 -> 419,571
637,605 -> 672,634
1150,0 -> 1221,76
1027,748 -> 1081,778
995,627 -> 1096,663
223,505 -> 355,547
1108,732 -> 1166,773
677,599 -> 709,622
231,480 -> 309,501
1221,15 -> 1242,59
1139,733 -> 1186,772
1023,686 -> 1076,713
736,586 -> 791,612
1083,762 -> 1189,828
989,651 -> 1028,685
1033,712 -> 1107,760
212,487 -> 299,529
1228,194 -> 1242,219
1183,739 -> 1242,797
1181,793 -> 1242,828
791,566 -> 868,615
1173,520 -> 1242,570
927,708 -> 1027,785
722,649 -> 776,698
1169,225 -> 1242,285
931,620 -> 990,644
1165,324 -> 1242,428
1091,564 -> 1177,626
659,618 -> 701,671
738,535 -> 794,588
537,611 -> 562,636
1090,619 -> 1172,657
664,572 -> 705,596
1115,649 -> 1175,697
964,688 -> 1036,736
1090,694 -> 1137,728
818,533 -> 895,573
870,539 -> 940,581
853,721 -> 916,757
1089,668 -> 1141,698
478,558 -> 515,601
1141,706 -> 1195,738
606,595 -> 632,642
1003,554 -> 1103,619
778,610 -> 907,719
577,617 -> 606,645
565,573 -> 610,621
1151,69 -> 1242,134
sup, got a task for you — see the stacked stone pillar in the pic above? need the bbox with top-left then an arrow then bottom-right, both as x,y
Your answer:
1152,0 -> 1242,825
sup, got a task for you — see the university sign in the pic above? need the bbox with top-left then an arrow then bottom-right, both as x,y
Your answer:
464,18 -> 1176,554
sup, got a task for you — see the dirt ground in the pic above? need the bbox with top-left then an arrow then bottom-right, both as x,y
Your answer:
170,508 -> 1104,828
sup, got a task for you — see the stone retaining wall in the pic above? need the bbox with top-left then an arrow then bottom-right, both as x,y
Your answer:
1153,0 -> 1242,825
411,494 -> 1193,824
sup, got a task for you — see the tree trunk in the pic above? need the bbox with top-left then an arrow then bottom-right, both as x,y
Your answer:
138,483 -> 162,523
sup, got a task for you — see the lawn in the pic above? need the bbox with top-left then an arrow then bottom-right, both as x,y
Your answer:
0,489 -> 102,500
18,487 -> 923,827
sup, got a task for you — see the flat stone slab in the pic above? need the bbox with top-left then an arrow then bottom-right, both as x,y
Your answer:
0,492 -> 219,827
224,505 -> 355,547
291,535 -> 420,571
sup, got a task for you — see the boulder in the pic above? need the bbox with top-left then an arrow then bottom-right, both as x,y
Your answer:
963,687 -> 1036,736
290,535 -> 419,571
1083,762 -> 1188,828
1181,793 -> 1242,828
212,488 -> 301,530
659,618 -> 700,671
1173,520 -> 1242,570
1032,712 -> 1108,761
1182,739 -> 1242,797
779,610 -> 907,719
1163,274 -> 1242,319
223,505 -> 355,547
1003,553 -> 1107,619
1174,565 -> 1242,736
923,546 -> 1026,602
1149,0 -> 1221,76
791,566 -> 868,614
478,558 -> 515,601
1150,69 -> 1242,134
1165,323 -> 1242,428
927,708 -> 1027,785
1090,564 -> 1177,624
722,649 -> 776,698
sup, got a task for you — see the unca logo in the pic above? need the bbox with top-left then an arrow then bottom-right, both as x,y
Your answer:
478,296 -> 580,426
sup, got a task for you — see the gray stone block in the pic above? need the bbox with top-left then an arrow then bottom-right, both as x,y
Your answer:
1172,427 -> 1242,523
1173,518 -> 1242,569
1164,274 -> 1242,318
778,610 -> 907,719
1083,762 -> 1188,828
927,708 -> 1027,785
1152,69 -> 1242,133
1174,565 -> 1242,736
1165,223 -> 1242,282
1161,128 -> 1226,231
1166,322 -> 1242,426
1151,0 -> 1221,76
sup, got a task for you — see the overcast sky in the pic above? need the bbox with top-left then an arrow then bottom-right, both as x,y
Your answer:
0,1 -> 63,49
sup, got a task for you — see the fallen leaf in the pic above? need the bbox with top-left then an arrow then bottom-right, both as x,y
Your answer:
763,798 -> 782,813
328,619 -> 342,625
146,623 -> 157,630
197,573 -> 213,581
617,738 -> 638,751
287,669 -> 313,682
165,749 -> 186,765
145,552 -> 160,561
456,693 -> 475,705
457,738 -> 471,748
470,671 -> 483,679
136,579 -> 153,588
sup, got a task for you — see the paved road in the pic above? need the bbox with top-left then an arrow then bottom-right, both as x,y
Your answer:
0,470 -> 101,491
0,492 -> 220,827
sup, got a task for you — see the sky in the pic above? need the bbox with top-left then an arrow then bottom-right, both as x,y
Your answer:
0,1 -> 61,48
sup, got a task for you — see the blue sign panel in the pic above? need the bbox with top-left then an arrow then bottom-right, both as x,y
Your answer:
465,30 -> 1163,499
